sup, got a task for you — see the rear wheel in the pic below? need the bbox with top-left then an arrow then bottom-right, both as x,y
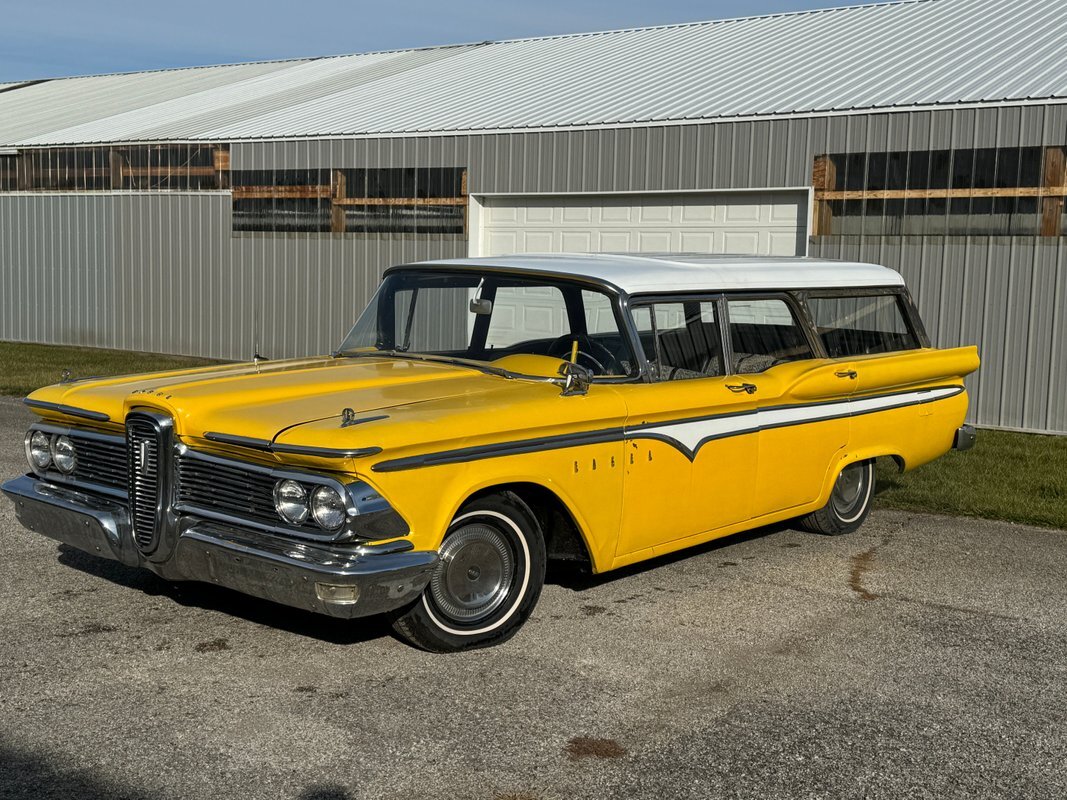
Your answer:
390,492 -> 546,652
799,459 -> 875,536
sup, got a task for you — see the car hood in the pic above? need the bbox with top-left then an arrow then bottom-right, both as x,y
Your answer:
27,356 -> 506,442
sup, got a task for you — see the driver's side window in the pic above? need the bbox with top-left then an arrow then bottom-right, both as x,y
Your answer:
633,299 -> 724,381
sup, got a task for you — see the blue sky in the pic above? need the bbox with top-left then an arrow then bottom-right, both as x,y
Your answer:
1,0 -> 880,82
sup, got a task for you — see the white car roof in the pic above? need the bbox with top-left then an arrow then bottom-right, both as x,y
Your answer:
401,253 -> 906,295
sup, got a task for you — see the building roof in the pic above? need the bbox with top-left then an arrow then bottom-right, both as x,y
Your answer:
399,253 -> 906,294
1,0 -> 1064,146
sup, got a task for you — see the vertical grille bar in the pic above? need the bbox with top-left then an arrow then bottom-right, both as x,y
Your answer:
126,414 -> 165,552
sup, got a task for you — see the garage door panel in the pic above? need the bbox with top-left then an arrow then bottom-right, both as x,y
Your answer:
488,231 -> 521,255
680,231 -> 716,252
636,231 -> 674,251
525,205 -> 555,224
637,204 -> 674,224
768,230 -> 802,255
723,230 -> 762,253
770,202 -> 803,223
724,203 -> 763,223
561,231 -> 595,252
600,204 -> 633,223
562,205 -> 593,223
679,204 -> 717,223
599,231 -> 633,251
480,192 -> 805,258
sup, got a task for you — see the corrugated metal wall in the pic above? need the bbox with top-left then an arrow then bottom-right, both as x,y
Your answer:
0,192 -> 248,358
2,103 -> 1067,432
810,236 -> 1067,435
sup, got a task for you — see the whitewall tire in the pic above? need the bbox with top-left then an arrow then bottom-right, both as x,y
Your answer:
390,491 -> 546,652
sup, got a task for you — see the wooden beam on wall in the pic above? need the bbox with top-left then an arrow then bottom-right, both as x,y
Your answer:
332,196 -> 468,207
812,155 -> 837,236
331,169 -> 347,234
1041,146 -> 1066,237
232,185 -> 333,199
109,150 -> 125,190
815,186 -> 1067,201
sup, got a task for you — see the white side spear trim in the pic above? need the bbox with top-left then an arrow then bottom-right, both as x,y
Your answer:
633,386 -> 963,460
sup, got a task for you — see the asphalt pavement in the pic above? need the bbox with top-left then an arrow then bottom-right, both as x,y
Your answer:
0,396 -> 1064,800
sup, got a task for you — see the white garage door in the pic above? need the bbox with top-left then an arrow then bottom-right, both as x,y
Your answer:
475,191 -> 807,258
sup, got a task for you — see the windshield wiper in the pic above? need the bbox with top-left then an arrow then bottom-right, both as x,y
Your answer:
333,349 -> 563,386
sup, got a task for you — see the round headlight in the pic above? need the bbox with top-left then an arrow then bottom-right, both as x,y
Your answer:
273,479 -> 309,525
310,485 -> 347,531
26,431 -> 52,470
51,435 -> 77,474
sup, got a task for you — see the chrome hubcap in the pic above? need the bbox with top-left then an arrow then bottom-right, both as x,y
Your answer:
430,522 -> 515,623
831,463 -> 868,517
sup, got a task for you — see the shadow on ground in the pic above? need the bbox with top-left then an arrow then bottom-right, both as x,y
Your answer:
0,739 -> 155,800
56,545 -> 392,646
547,520 -> 797,590
0,737 -> 359,800
53,518 -> 800,643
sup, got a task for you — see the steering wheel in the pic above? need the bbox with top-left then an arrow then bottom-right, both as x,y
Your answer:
547,334 -> 618,375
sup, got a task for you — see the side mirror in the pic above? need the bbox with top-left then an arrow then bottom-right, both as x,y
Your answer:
558,361 -> 593,396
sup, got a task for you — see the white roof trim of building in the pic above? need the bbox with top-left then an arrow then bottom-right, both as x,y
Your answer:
402,254 -> 907,294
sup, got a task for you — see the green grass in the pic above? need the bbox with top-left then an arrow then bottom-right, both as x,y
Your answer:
875,429 -> 1067,530
0,341 -> 222,397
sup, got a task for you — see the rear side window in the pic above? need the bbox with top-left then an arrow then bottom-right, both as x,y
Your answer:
808,294 -> 919,357
726,297 -> 814,374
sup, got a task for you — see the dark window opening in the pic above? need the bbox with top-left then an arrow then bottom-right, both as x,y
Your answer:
0,145 -> 229,192
813,146 -> 1064,237
231,166 -> 467,235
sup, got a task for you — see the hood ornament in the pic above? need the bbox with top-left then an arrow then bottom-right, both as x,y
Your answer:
60,369 -> 73,383
339,408 -> 389,428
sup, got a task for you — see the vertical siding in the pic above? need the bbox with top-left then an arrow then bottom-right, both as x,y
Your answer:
810,235 -> 1067,435
3,102 -> 1067,431
0,192 -> 244,360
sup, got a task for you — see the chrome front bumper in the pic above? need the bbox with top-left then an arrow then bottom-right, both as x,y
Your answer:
2,474 -> 437,619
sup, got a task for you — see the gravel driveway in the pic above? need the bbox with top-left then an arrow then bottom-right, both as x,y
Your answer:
1,396 -> 1064,799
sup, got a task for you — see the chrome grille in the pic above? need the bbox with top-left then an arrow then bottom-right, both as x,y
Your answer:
176,453 -> 295,529
69,432 -> 127,491
126,416 -> 163,551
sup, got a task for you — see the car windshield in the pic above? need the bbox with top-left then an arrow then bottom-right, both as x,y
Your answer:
336,269 -> 637,377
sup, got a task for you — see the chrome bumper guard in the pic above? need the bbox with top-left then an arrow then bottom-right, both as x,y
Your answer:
2,475 -> 437,619
953,424 -> 977,452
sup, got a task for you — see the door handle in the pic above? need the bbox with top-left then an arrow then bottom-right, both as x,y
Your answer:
726,382 -> 757,394
835,370 -> 858,380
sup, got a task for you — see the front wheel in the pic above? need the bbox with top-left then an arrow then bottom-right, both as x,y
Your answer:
799,459 -> 875,536
390,492 -> 546,652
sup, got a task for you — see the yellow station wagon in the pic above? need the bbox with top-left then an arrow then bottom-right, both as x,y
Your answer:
4,254 -> 979,651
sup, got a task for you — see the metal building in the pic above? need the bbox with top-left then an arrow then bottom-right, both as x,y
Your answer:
1,0 -> 1065,433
